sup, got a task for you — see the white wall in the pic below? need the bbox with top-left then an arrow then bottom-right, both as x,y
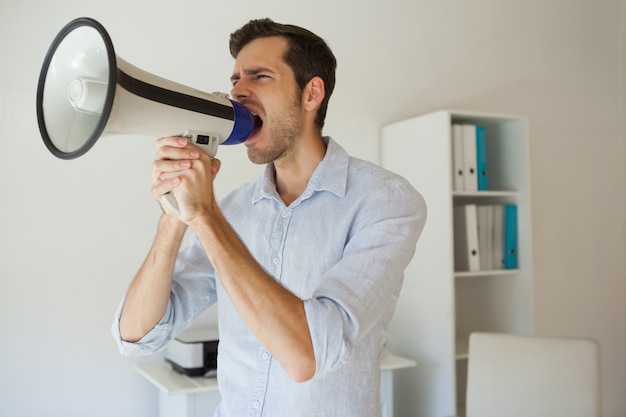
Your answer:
0,1 -> 623,416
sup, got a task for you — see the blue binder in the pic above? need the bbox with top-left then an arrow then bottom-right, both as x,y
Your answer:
476,125 -> 489,190
504,204 -> 518,269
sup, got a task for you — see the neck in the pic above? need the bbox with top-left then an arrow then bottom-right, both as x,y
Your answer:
274,134 -> 326,206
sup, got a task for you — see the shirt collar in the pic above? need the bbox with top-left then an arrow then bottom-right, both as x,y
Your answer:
253,136 -> 349,205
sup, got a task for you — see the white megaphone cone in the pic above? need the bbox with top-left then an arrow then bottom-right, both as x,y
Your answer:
36,17 -> 258,214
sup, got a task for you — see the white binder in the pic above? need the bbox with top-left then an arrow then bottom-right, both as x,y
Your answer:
462,124 -> 477,191
453,204 -> 480,271
451,124 -> 465,191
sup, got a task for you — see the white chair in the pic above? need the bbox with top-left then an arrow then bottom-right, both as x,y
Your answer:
465,332 -> 601,417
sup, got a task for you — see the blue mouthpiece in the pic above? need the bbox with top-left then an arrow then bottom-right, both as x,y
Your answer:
223,100 -> 255,145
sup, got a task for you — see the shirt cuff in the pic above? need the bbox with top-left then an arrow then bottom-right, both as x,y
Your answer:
111,298 -> 174,356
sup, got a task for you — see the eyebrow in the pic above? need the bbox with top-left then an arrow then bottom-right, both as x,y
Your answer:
230,67 -> 275,83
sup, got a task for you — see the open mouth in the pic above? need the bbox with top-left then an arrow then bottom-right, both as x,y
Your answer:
253,114 -> 263,130
248,113 -> 263,138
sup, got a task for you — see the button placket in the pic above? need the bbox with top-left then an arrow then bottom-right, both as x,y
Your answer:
249,346 -> 272,417
269,209 -> 292,280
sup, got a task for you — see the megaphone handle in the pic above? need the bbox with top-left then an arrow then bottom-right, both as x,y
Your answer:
161,193 -> 181,215
159,130 -> 220,215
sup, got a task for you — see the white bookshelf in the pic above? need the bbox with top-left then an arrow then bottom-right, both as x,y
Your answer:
380,110 -> 534,417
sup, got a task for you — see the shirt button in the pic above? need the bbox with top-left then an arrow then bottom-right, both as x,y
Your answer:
272,257 -> 280,264
262,352 -> 270,360
253,400 -> 261,409
281,210 -> 291,219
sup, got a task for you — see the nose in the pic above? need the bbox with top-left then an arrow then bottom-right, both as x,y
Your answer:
230,79 -> 249,102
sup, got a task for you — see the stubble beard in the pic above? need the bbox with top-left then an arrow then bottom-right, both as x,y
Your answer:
247,92 -> 304,165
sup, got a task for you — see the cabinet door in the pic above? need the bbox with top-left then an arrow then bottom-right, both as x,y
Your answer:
381,110 -> 457,417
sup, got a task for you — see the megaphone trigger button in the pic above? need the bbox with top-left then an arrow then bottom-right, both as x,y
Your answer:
196,135 -> 211,145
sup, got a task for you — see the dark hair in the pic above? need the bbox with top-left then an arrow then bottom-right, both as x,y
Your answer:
230,18 -> 337,131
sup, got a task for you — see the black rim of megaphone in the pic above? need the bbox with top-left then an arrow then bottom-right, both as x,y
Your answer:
36,17 -> 117,160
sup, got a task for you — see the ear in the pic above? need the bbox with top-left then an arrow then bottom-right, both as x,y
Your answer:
302,76 -> 325,112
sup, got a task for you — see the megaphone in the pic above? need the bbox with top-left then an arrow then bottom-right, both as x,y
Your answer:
36,17 -> 257,214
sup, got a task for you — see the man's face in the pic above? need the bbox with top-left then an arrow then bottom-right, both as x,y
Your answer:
230,36 -> 304,165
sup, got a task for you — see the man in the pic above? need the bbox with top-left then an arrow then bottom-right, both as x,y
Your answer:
112,18 -> 426,417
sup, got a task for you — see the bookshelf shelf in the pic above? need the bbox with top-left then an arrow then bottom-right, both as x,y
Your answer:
452,190 -> 519,198
381,110 -> 534,417
454,269 -> 520,278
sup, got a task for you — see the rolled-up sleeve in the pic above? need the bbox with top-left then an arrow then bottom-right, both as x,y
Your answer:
111,298 -> 175,356
111,235 -> 218,356
304,178 -> 427,378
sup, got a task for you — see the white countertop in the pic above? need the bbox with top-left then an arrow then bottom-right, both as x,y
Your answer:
136,348 -> 416,395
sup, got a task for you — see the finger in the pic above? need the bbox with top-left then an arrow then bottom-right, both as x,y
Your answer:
156,136 -> 190,149
156,145 -> 200,162
152,137 -> 202,184
150,175 -> 180,201
153,159 -> 192,175
210,158 -> 222,178
155,136 -> 202,161
151,159 -> 192,185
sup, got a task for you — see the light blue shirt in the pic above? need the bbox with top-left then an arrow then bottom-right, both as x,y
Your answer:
113,137 -> 426,417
